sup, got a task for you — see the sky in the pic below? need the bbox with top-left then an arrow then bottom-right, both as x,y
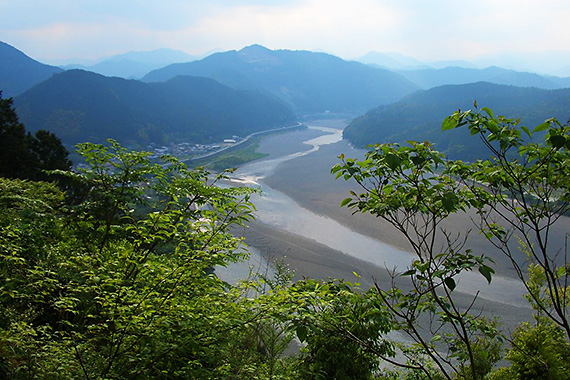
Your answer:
2,0 -> 570,72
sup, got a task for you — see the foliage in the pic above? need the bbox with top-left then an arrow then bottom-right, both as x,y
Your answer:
332,138 -> 502,380
489,320 -> 570,380
343,83 -> 570,161
278,279 -> 394,380
0,91 -> 71,181
0,140 -> 267,379
333,105 -> 570,378
14,70 -> 296,146
442,106 -> 570,339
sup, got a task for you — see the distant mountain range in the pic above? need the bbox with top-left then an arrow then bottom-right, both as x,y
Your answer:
357,50 -> 570,77
142,45 -> 420,114
60,48 -> 198,79
396,66 -> 564,90
14,70 -> 295,147
3,40 -> 570,155
0,41 -> 63,97
343,82 -> 570,161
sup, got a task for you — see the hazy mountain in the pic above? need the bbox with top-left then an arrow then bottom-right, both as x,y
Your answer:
61,48 -> 197,79
398,66 -> 561,90
344,82 -> 570,161
357,51 -> 430,70
14,70 -> 295,146
143,45 -> 419,114
428,60 -> 477,69
473,51 -> 570,77
0,41 -> 63,98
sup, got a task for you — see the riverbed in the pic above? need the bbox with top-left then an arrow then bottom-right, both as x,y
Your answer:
221,118 -> 567,330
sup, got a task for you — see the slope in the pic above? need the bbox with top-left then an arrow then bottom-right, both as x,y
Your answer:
14,70 -> 295,146
143,45 -> 419,114
344,82 -> 570,161
0,41 -> 63,97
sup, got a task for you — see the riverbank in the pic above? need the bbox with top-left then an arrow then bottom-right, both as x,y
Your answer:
227,118 -> 539,330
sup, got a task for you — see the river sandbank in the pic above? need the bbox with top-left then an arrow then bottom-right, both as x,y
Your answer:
229,119 -> 570,330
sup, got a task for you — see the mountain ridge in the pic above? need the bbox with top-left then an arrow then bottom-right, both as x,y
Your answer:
14,69 -> 296,147
142,45 -> 420,114
344,82 -> 570,160
0,41 -> 63,97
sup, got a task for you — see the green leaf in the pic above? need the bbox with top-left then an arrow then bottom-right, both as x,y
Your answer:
533,121 -> 550,132
521,125 -> 532,139
385,153 -> 401,170
479,265 -> 495,284
340,197 -> 352,207
442,192 -> 458,212
548,134 -> 566,149
296,325 -> 308,342
444,277 -> 456,291
481,107 -> 494,118
442,116 -> 457,131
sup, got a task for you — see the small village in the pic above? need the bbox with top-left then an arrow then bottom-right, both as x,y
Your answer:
147,137 -> 241,160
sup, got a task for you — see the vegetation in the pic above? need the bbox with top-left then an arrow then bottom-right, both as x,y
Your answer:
14,69 -> 296,146
333,104 -> 570,379
195,136 -> 269,172
0,92 -> 71,181
2,96 -> 570,379
344,82 -> 570,161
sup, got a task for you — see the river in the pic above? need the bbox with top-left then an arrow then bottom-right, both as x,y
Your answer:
218,119 -> 538,319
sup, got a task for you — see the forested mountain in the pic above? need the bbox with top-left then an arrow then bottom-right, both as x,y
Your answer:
398,66 -> 562,90
14,70 -> 295,146
344,82 -> 570,160
61,48 -> 197,79
0,41 -> 63,98
143,45 -> 419,114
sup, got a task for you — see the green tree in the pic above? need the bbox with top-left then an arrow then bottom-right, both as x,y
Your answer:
0,92 -> 35,178
332,105 -> 570,379
0,91 -> 71,181
441,107 -> 570,339
0,141 -> 263,379
332,141 -> 502,380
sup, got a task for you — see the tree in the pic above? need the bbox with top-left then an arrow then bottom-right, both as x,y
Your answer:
0,141 -> 263,379
441,107 -> 570,340
0,91 -> 71,181
331,105 -> 570,379
332,140 -> 502,380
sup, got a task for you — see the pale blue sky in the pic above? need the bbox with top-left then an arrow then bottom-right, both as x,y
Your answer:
2,0 -> 569,66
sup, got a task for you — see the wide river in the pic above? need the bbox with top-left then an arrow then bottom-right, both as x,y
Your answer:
217,120 -> 536,313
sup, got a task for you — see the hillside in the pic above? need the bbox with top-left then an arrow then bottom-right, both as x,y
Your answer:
344,82 -> 570,160
398,66 -> 561,90
0,41 -> 63,98
143,45 -> 419,114
14,70 -> 295,146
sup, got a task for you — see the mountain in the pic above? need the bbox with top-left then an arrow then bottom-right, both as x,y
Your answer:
357,51 -> 430,70
344,82 -> 570,161
398,66 -> 561,90
14,70 -> 295,146
143,45 -> 419,114
61,48 -> 197,79
0,41 -> 63,98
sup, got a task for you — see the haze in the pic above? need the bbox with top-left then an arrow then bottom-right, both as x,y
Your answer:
2,0 -> 570,75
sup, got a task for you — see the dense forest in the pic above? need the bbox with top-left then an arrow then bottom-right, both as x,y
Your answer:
14,70 -> 296,147
344,82 -> 570,160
